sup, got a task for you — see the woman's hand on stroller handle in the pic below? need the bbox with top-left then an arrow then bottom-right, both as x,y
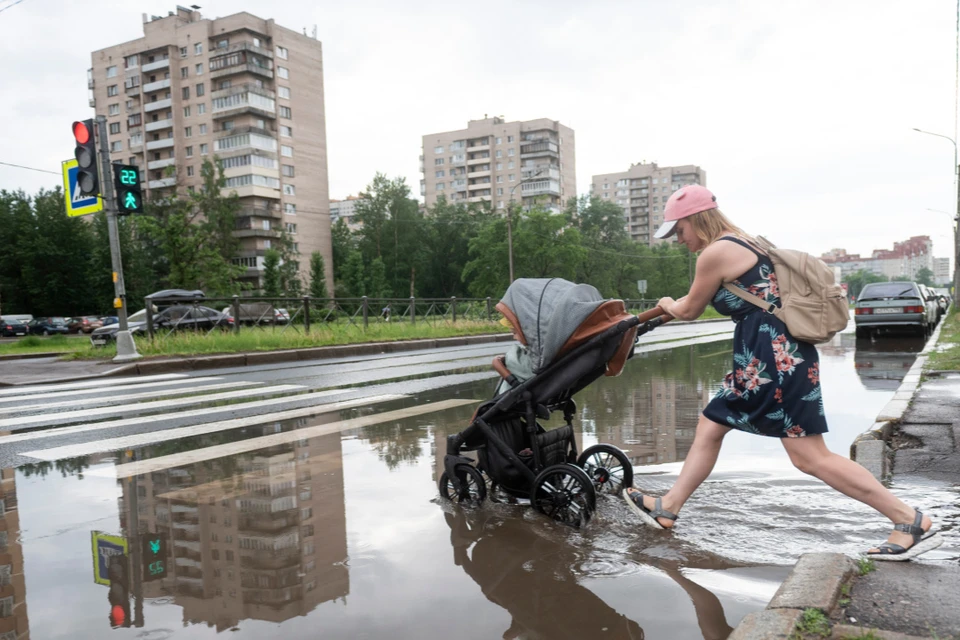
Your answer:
636,306 -> 673,324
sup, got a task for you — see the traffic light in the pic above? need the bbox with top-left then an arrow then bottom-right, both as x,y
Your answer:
72,119 -> 100,198
113,164 -> 143,215
107,553 -> 131,628
140,533 -> 167,582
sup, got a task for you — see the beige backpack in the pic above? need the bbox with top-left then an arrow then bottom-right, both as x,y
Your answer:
723,236 -> 849,344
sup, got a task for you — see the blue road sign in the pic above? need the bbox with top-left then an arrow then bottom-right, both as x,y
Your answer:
62,158 -> 103,217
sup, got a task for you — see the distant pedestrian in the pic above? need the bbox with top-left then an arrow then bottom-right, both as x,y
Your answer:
381,305 -> 391,322
623,185 -> 942,560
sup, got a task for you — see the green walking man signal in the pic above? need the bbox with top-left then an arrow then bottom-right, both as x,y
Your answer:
112,164 -> 143,215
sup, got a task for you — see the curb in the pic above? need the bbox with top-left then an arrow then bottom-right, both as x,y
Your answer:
849,319 -> 946,479
0,351 -> 69,361
729,553 -> 856,640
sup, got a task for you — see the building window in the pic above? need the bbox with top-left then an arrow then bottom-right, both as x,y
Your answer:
180,67 -> 188,79
222,120 -> 234,131
496,187 -> 504,196
184,126 -> 192,138
435,170 -> 444,178
495,150 -> 502,158
508,148 -> 515,156
283,184 -> 295,196
286,222 -> 297,233
186,165 -> 194,176
107,85 -> 118,97
282,164 -> 295,177
185,146 -> 193,157
109,122 -> 121,134
183,106 -> 191,117
194,43 -> 203,55
277,66 -> 289,79
436,182 -> 445,190
217,38 -> 229,49
197,103 -> 206,114
434,158 -> 444,166
434,145 -> 444,154
280,125 -> 292,137
285,203 -> 296,214
281,145 -> 293,157
508,161 -> 514,169
180,46 -> 188,58
498,201 -> 505,209
278,86 -> 290,99
125,54 -> 139,68
195,83 -> 204,96
279,105 -> 292,119
200,143 -> 209,155
0,596 -> 12,618
507,135 -> 514,143
496,176 -> 503,183
496,137 -> 502,145
106,65 -> 117,78
198,123 -> 207,135
182,87 -> 190,99
110,141 -> 122,152
195,63 -> 203,76
108,104 -> 120,116
276,45 -> 288,59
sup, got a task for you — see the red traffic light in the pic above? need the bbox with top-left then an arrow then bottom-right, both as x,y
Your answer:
73,121 -> 91,144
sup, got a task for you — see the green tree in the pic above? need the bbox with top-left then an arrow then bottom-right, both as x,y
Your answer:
915,267 -> 934,287
355,173 -> 404,259
330,217 -> 354,286
843,269 -> 888,300
262,249 -> 281,297
567,195 -> 632,296
309,252 -> 329,299
367,257 -> 390,298
421,197 -> 493,297
342,251 -> 366,298
462,214 -> 511,298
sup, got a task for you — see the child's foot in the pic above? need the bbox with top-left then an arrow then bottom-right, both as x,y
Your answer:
622,488 -> 678,529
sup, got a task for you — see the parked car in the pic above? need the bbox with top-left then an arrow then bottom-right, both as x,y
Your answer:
0,317 -> 29,338
100,316 -> 119,327
27,317 -> 70,336
66,315 -> 104,334
854,281 -> 932,339
90,305 -> 232,346
219,303 -> 288,325
917,284 -> 942,325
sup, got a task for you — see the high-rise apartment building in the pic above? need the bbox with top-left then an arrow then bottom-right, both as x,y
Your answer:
88,7 -> 331,293
330,195 -> 363,232
590,162 -> 706,245
420,116 -> 575,213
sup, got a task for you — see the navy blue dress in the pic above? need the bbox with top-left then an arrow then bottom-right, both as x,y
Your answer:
702,237 -> 828,438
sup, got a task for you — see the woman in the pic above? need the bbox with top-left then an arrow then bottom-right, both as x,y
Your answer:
623,185 -> 941,560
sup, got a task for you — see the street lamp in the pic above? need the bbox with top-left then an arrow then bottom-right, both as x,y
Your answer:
913,127 -> 960,297
506,168 -> 545,283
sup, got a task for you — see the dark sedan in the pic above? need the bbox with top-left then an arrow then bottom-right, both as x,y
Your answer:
90,305 -> 233,346
0,318 -> 29,337
28,317 -> 70,336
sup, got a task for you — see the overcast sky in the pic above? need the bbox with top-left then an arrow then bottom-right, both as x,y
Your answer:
1,0 -> 958,265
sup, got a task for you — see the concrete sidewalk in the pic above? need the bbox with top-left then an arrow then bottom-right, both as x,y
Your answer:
731,319 -> 960,640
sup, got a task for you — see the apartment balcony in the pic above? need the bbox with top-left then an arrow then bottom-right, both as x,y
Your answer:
241,549 -> 301,571
173,520 -> 199,532
520,141 -> 559,158
234,228 -> 281,239
467,179 -> 491,188
87,78 -> 94,89
143,78 -> 171,93
467,169 -> 490,178
148,177 -> 177,189
145,118 -> 173,132
520,179 -> 561,197
88,97 -> 95,108
147,157 -> 176,170
210,62 -> 274,81
212,103 -> 276,121
173,538 -> 201,551
521,166 -> 560,181
144,98 -> 172,113
125,83 -> 141,96
129,140 -> 144,152
466,155 -> 490,166
238,207 -> 282,221
141,58 -> 170,73
467,195 -> 491,203
126,101 -> 141,114
174,556 -> 202,569
221,40 -> 274,59
146,138 -> 175,151
466,142 -> 490,152
211,83 -> 275,102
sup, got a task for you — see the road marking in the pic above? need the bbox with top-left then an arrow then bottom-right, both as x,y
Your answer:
0,384 -> 307,430
92,398 -> 478,478
24,394 -> 407,461
0,373 -> 190,398
0,380 -> 263,415
0,387 -> 359,445
0,376 -> 224,406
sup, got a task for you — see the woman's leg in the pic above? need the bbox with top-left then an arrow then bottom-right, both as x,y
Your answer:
627,414 -> 732,527
781,435 -> 930,550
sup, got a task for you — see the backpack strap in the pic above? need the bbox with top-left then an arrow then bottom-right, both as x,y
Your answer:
722,282 -> 778,314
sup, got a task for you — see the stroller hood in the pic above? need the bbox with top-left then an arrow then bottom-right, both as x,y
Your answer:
496,278 -> 605,373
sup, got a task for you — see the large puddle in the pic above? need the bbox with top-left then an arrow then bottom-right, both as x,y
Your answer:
3,333 -> 956,639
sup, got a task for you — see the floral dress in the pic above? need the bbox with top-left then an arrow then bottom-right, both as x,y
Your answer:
702,237 -> 827,438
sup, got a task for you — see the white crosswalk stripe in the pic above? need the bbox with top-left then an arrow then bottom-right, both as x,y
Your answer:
0,373 -> 190,398
0,376 -> 224,406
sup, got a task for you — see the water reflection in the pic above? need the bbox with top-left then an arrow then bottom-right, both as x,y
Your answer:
118,426 -> 348,630
853,336 -> 925,391
0,467 -> 29,639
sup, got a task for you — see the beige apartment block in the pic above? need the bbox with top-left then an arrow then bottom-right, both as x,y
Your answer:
420,116 -> 576,213
330,195 -> 363,232
590,162 -> 706,245
88,7 -> 331,294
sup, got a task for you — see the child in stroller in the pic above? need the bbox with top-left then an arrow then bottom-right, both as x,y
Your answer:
439,278 -> 670,527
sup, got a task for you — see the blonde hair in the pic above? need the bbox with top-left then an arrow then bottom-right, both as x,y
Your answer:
685,208 -> 754,247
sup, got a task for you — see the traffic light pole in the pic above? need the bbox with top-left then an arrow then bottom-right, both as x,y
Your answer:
96,116 -> 141,362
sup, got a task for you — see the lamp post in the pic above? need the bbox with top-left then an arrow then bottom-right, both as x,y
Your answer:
912,127 -> 960,297
506,168 -> 546,283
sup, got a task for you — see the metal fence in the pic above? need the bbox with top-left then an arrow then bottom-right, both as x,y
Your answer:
141,295 -> 664,340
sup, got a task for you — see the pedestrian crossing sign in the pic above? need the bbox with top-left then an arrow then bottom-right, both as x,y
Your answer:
62,158 -> 103,217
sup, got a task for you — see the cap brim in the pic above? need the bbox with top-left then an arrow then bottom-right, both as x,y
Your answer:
653,220 -> 678,239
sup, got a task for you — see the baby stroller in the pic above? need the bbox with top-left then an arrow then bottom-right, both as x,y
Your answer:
439,278 -> 670,527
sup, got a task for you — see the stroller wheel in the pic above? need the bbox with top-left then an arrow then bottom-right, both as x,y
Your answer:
577,444 -> 633,495
439,464 -> 486,506
530,464 -> 597,528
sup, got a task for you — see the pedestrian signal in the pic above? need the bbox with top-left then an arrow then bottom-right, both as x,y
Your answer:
113,164 -> 143,215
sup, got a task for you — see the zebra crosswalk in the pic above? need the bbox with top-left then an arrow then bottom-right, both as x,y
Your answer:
0,369 -> 491,476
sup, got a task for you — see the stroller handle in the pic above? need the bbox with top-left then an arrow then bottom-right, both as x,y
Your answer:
636,305 -> 673,324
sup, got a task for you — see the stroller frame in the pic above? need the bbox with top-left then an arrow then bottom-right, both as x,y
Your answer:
442,306 -> 669,523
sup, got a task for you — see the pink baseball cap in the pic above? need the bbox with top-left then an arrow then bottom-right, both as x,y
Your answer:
653,185 -> 718,239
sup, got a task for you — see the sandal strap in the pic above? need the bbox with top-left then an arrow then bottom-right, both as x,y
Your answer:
893,509 -> 925,540
649,497 -> 678,522
870,542 -> 907,555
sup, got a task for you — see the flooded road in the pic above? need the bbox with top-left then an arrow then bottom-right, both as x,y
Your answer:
1,328 -> 956,639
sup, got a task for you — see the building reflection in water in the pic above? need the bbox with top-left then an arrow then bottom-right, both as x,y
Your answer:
118,419 -> 348,631
0,467 -> 28,640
